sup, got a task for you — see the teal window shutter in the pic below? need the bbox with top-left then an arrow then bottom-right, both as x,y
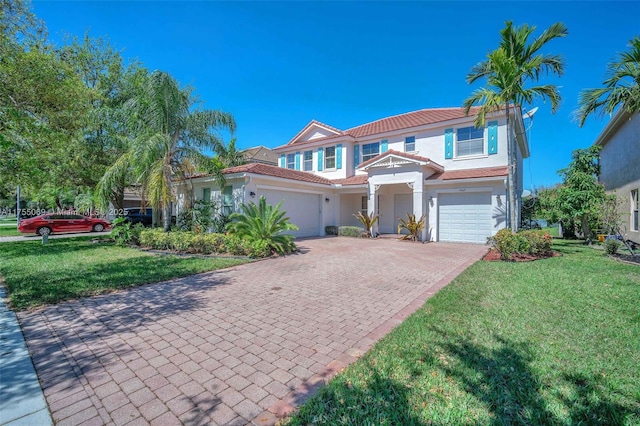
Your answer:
336,144 -> 342,169
295,151 -> 301,170
279,154 -> 285,168
381,139 -> 388,153
444,129 -> 454,159
354,144 -> 360,168
487,121 -> 498,155
317,147 -> 324,171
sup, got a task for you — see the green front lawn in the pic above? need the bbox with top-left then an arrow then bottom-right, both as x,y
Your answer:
0,226 -> 21,237
0,237 -> 249,310
287,240 -> 640,425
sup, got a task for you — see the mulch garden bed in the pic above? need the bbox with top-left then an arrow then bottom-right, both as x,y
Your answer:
483,249 -> 561,262
610,253 -> 640,265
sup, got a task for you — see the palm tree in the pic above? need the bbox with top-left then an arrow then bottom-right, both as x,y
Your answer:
576,37 -> 640,126
207,137 -> 247,189
463,21 -> 568,232
103,70 -> 235,231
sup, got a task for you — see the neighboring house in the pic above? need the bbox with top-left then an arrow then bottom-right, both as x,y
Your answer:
594,110 -> 640,243
179,107 -> 530,243
241,146 -> 278,165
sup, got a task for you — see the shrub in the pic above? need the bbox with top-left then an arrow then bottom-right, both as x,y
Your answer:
110,217 -> 144,246
138,229 -> 277,258
488,228 -> 553,260
604,237 -> 622,255
489,228 -> 518,260
227,196 -> 298,255
338,226 -> 367,238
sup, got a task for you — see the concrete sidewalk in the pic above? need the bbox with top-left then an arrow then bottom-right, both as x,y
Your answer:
0,287 -> 52,426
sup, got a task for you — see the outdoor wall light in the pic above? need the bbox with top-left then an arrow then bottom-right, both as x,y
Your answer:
325,197 -> 330,203
249,191 -> 256,198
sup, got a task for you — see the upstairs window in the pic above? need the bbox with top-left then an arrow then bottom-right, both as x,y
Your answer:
325,146 -> 336,169
362,142 -> 380,162
286,153 -> 295,169
303,150 -> 313,171
405,136 -> 415,152
456,126 -> 484,157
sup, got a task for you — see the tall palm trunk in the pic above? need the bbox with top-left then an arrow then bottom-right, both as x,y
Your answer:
163,203 -> 172,232
506,103 -> 518,232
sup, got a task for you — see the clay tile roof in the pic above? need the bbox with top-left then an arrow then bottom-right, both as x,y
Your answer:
357,150 -> 444,171
332,175 -> 368,186
345,106 -> 482,138
427,166 -> 508,181
223,163 -> 332,185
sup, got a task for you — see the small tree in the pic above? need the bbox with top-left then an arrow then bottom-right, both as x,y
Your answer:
353,211 -> 379,238
551,146 -> 607,242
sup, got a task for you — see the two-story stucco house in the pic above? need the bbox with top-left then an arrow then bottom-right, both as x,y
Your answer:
594,110 -> 640,244
180,106 -> 530,243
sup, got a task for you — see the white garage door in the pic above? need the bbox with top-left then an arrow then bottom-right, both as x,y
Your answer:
260,189 -> 321,238
439,192 -> 492,243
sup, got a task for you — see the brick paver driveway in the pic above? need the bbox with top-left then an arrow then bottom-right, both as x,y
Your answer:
19,238 -> 487,425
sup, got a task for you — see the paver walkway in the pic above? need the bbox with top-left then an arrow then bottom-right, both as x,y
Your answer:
17,238 -> 487,425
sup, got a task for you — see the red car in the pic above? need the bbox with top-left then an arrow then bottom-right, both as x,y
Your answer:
18,214 -> 111,236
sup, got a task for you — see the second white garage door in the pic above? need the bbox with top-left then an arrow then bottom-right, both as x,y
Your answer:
438,192 -> 492,243
260,189 -> 321,238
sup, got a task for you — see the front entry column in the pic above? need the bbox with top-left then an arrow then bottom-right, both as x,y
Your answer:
412,181 -> 427,242
368,183 -> 378,237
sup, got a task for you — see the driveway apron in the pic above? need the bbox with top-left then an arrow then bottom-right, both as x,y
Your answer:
17,238 -> 487,425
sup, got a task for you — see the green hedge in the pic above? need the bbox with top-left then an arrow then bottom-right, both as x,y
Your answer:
338,226 -> 368,238
488,228 -> 553,260
139,230 -> 271,258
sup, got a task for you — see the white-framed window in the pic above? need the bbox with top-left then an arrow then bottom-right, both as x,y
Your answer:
456,126 -> 484,157
202,187 -> 211,202
223,186 -> 233,216
362,142 -> 380,162
361,196 -> 368,216
633,189 -> 639,231
303,150 -> 313,171
405,136 -> 415,152
325,146 -> 336,169
286,153 -> 295,170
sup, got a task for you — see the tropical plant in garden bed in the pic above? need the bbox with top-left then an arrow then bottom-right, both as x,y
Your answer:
397,213 -> 425,241
226,196 -> 298,255
353,211 -> 379,237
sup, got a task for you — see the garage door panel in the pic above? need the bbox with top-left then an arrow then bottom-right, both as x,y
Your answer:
439,192 -> 492,243
260,190 -> 321,238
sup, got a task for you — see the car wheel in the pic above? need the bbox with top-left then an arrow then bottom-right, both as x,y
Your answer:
93,224 -> 105,232
37,226 -> 52,236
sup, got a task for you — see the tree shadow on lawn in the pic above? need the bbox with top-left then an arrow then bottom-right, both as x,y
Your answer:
291,360 -> 425,426
15,268 -> 233,407
426,326 -> 638,425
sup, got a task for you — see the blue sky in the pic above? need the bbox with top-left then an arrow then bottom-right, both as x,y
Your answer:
33,1 -> 639,190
